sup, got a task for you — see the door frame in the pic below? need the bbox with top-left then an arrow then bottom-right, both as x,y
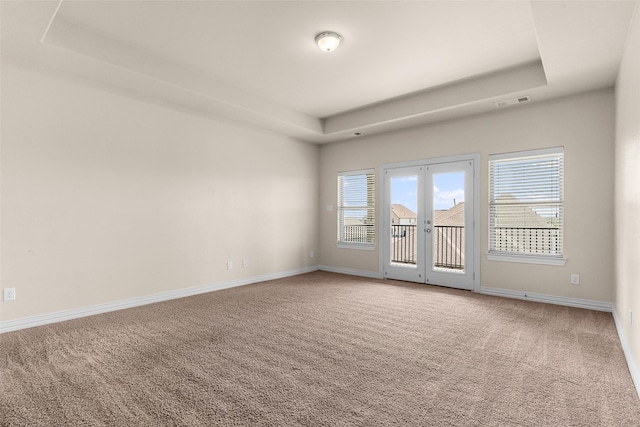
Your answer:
378,153 -> 481,292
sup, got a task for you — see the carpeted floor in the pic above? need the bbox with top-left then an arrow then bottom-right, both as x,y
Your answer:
1,271 -> 639,426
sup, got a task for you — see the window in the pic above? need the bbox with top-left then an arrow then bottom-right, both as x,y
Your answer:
337,170 -> 375,249
488,147 -> 565,265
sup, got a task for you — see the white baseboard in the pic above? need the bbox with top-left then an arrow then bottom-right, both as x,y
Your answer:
318,265 -> 383,279
0,266 -> 320,334
612,307 -> 640,399
479,286 -> 613,312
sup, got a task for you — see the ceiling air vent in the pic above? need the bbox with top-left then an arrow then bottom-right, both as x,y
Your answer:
495,96 -> 531,108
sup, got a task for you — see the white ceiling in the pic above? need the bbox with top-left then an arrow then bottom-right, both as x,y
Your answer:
1,1 -> 637,143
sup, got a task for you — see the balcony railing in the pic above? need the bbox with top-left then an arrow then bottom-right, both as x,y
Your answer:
492,227 -> 560,254
391,224 -> 418,264
343,224 -> 374,243
433,225 -> 464,270
388,225 -> 560,269
391,224 -> 464,270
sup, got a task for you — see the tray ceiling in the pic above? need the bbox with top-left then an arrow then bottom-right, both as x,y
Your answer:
1,1 -> 636,143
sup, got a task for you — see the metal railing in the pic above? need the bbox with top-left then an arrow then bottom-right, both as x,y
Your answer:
391,225 -> 418,264
391,224 -> 464,270
433,225 -> 464,270
389,225 -> 561,268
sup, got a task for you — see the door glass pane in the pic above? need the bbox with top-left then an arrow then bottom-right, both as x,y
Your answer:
432,172 -> 465,272
390,175 -> 418,267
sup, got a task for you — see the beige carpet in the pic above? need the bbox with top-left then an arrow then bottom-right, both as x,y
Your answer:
1,271 -> 638,426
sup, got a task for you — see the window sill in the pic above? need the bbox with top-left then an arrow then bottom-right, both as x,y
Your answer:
336,242 -> 376,251
486,253 -> 567,266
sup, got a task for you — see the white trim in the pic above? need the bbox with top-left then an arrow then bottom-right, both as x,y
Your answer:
486,253 -> 567,266
379,153 -> 481,291
336,242 -> 375,251
380,153 -> 481,171
612,307 -> 640,399
479,286 -> 612,312
337,168 -> 375,177
489,146 -> 563,161
0,266 -> 319,334
318,265 -> 383,279
472,154 -> 481,292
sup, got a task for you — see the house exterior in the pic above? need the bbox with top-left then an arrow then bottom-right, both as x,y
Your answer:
435,202 -> 465,227
391,202 -> 467,270
391,204 -> 417,225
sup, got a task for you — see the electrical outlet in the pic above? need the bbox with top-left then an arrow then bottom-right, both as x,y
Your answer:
242,259 -> 248,268
227,261 -> 233,270
570,274 -> 580,285
310,251 -> 314,258
3,288 -> 16,302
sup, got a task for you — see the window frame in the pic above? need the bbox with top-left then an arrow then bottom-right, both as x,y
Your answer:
487,147 -> 566,266
336,169 -> 376,250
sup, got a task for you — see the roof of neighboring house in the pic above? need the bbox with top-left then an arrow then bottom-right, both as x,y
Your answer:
391,204 -> 416,219
435,202 -> 465,227
493,195 -> 552,228
343,217 -> 365,225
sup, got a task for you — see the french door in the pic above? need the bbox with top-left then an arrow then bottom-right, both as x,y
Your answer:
383,159 -> 476,290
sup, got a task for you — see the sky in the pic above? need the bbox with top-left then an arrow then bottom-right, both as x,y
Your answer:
391,171 -> 465,213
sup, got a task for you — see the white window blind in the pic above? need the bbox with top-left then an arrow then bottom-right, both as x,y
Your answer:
337,170 -> 375,246
489,148 -> 563,258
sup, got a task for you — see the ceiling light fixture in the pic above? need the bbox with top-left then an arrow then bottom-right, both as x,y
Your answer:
315,31 -> 342,52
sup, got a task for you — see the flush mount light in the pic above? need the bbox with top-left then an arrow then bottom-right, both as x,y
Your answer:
315,31 -> 342,52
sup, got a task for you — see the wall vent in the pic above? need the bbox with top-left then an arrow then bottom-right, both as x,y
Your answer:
495,95 -> 531,108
